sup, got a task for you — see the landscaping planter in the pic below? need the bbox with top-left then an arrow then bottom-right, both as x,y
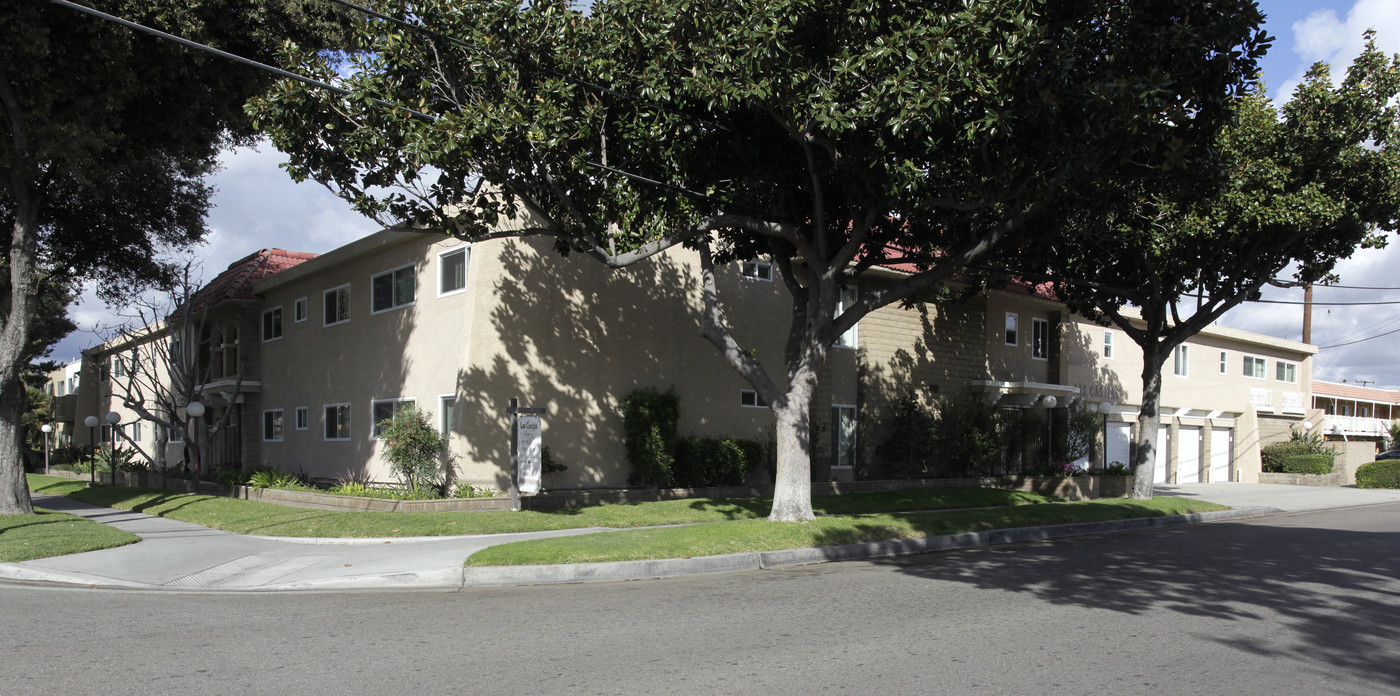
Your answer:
1258,472 -> 1345,487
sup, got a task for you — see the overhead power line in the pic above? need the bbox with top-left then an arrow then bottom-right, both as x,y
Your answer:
1316,324 -> 1400,349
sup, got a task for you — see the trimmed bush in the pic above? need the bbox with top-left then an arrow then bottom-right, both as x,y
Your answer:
673,437 -> 762,488
623,388 -> 680,487
1279,454 -> 1334,475
1356,460 -> 1400,489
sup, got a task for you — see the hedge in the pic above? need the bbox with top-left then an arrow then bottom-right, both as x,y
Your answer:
1261,441 -> 1329,472
673,437 -> 762,488
1356,460 -> 1400,489
1278,454 -> 1334,475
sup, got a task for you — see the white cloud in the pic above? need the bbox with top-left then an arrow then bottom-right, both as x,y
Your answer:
1277,0 -> 1400,98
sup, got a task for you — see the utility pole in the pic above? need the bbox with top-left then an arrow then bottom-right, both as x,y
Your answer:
1302,283 -> 1313,344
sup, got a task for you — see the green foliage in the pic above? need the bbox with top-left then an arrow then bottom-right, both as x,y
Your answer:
932,397 -> 1003,478
672,437 -> 762,488
451,482 -> 505,499
875,392 -> 937,478
541,445 -> 567,474
1278,454 -> 1334,476
329,481 -> 370,497
377,407 -> 448,495
1388,420 -> 1400,451
622,388 -> 680,488
217,466 -> 250,487
1262,430 -> 1336,473
246,467 -> 309,491
93,445 -> 145,474
1060,400 -> 1100,464
1102,462 -> 1135,476
1356,461 -> 1400,489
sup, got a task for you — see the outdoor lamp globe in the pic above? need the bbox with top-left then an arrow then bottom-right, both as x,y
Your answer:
84,416 -> 99,428
105,411 -> 121,425
186,401 -> 205,418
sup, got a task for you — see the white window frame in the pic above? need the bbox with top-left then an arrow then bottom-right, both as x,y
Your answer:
371,263 -> 417,315
323,284 -> 351,327
262,306 -> 284,342
371,397 -> 417,439
834,285 -> 859,349
439,393 -> 456,438
1242,355 -> 1267,380
1275,360 -> 1298,384
1032,318 -> 1050,361
1004,313 -> 1018,346
1219,350 -> 1228,375
438,246 -> 470,297
262,409 -> 284,442
293,297 -> 308,323
294,406 -> 309,431
1102,330 -> 1114,360
324,402 -> 351,441
740,390 -> 769,408
132,422 -> 142,442
740,260 -> 773,282
1173,345 -> 1190,377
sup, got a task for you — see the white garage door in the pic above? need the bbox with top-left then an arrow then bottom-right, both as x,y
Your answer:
1178,426 -> 1202,484
1106,423 -> 1132,471
1154,427 -> 1169,484
1209,428 -> 1232,482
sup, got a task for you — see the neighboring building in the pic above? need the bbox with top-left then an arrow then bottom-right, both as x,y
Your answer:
1312,380 -> 1400,443
58,227 -> 1320,488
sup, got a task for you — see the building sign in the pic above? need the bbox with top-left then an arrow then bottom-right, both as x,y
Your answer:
517,414 -> 542,494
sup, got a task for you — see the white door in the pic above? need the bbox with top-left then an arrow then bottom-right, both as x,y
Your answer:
1106,423 -> 1132,470
1209,428 -> 1232,482
1153,427 -> 1170,484
1178,426 -> 1202,484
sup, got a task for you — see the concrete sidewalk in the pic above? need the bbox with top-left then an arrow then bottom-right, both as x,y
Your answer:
4,484 -> 1397,592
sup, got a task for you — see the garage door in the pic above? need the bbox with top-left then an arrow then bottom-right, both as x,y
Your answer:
1154,427 -> 1169,484
1209,428 -> 1232,482
1106,423 -> 1132,471
1178,426 -> 1202,484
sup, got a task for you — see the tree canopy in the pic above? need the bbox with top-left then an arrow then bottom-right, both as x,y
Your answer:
253,0 -> 1268,520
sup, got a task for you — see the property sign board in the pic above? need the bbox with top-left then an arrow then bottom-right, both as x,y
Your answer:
517,414 -> 542,494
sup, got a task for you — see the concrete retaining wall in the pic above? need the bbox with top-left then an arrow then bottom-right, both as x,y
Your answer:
1258,472 -> 1346,487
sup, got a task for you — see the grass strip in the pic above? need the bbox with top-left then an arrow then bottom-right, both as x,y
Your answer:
28,474 -> 1060,538
0,508 -> 140,563
465,497 -> 1229,566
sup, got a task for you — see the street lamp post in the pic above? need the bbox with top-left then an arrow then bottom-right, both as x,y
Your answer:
105,411 -> 121,483
186,401 -> 205,481
40,424 -> 52,476
1041,395 -> 1058,471
1098,402 -> 1117,470
83,415 -> 99,484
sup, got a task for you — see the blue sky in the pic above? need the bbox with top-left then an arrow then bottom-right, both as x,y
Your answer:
51,0 -> 1400,389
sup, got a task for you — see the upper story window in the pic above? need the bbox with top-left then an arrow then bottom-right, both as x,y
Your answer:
293,297 -> 308,323
740,389 -> 769,408
262,306 -> 283,342
439,247 -> 469,296
324,284 -> 351,326
1102,331 -> 1114,359
1032,318 -> 1050,360
1275,360 -> 1298,384
1219,351 -> 1228,375
1004,313 -> 1019,346
740,261 -> 773,282
372,264 -> 416,313
1242,355 -> 1266,379
113,355 -> 127,378
1173,345 -> 1189,377
834,285 -> 858,348
295,406 -> 309,431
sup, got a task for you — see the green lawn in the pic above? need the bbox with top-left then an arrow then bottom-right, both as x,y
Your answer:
0,508 -> 139,563
465,497 -> 1228,566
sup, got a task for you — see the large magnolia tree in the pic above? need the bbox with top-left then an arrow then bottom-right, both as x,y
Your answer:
252,0 -> 1267,520
1019,36 -> 1400,498
1,0 -> 351,515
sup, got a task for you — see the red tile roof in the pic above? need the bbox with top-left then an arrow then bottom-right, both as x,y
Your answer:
190,248 -> 317,310
1313,380 -> 1400,404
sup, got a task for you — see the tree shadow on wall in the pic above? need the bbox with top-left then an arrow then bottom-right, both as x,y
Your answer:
853,513 -> 1400,692
453,238 -> 704,490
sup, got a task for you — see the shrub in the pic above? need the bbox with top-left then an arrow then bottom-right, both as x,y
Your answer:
94,445 -> 145,473
451,482 -> 504,498
622,388 -> 680,487
672,436 -> 761,488
1279,454 -> 1334,475
875,392 -> 936,478
1262,429 -> 1335,473
246,467 -> 308,490
933,396 -> 1002,477
217,466 -> 249,487
329,481 -> 369,497
1356,460 -> 1400,488
377,406 -> 448,495
1102,461 -> 1134,476
1059,400 -> 1100,464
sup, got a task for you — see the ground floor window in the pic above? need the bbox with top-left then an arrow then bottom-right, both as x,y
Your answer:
263,409 -> 283,442
324,403 -> 351,441
832,404 -> 857,469
371,397 -> 417,438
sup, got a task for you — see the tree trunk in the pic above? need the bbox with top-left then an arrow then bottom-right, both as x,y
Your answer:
1130,345 -> 1167,500
0,381 -> 34,514
769,366 -> 817,522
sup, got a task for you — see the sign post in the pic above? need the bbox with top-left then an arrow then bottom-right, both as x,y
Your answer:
507,398 -> 546,512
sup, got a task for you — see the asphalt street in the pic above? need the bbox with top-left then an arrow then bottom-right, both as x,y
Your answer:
4,503 -> 1397,696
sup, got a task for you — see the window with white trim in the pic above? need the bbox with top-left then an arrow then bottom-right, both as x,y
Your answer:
1032,318 -> 1050,360
1242,355 -> 1266,379
293,297 -> 308,323
740,390 -> 768,408
439,247 -> 469,296
372,264 -> 416,313
1219,351 -> 1228,375
1004,313 -> 1018,346
295,406 -> 309,431
324,285 -> 351,326
371,397 -> 417,438
262,306 -> 283,342
1173,345 -> 1189,377
1102,331 -> 1114,359
132,422 -> 142,441
324,403 -> 351,441
740,261 -> 773,281
263,409 -> 284,442
1275,360 -> 1297,384
834,285 -> 859,348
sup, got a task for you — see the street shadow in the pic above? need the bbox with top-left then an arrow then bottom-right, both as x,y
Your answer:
849,513 -> 1400,692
